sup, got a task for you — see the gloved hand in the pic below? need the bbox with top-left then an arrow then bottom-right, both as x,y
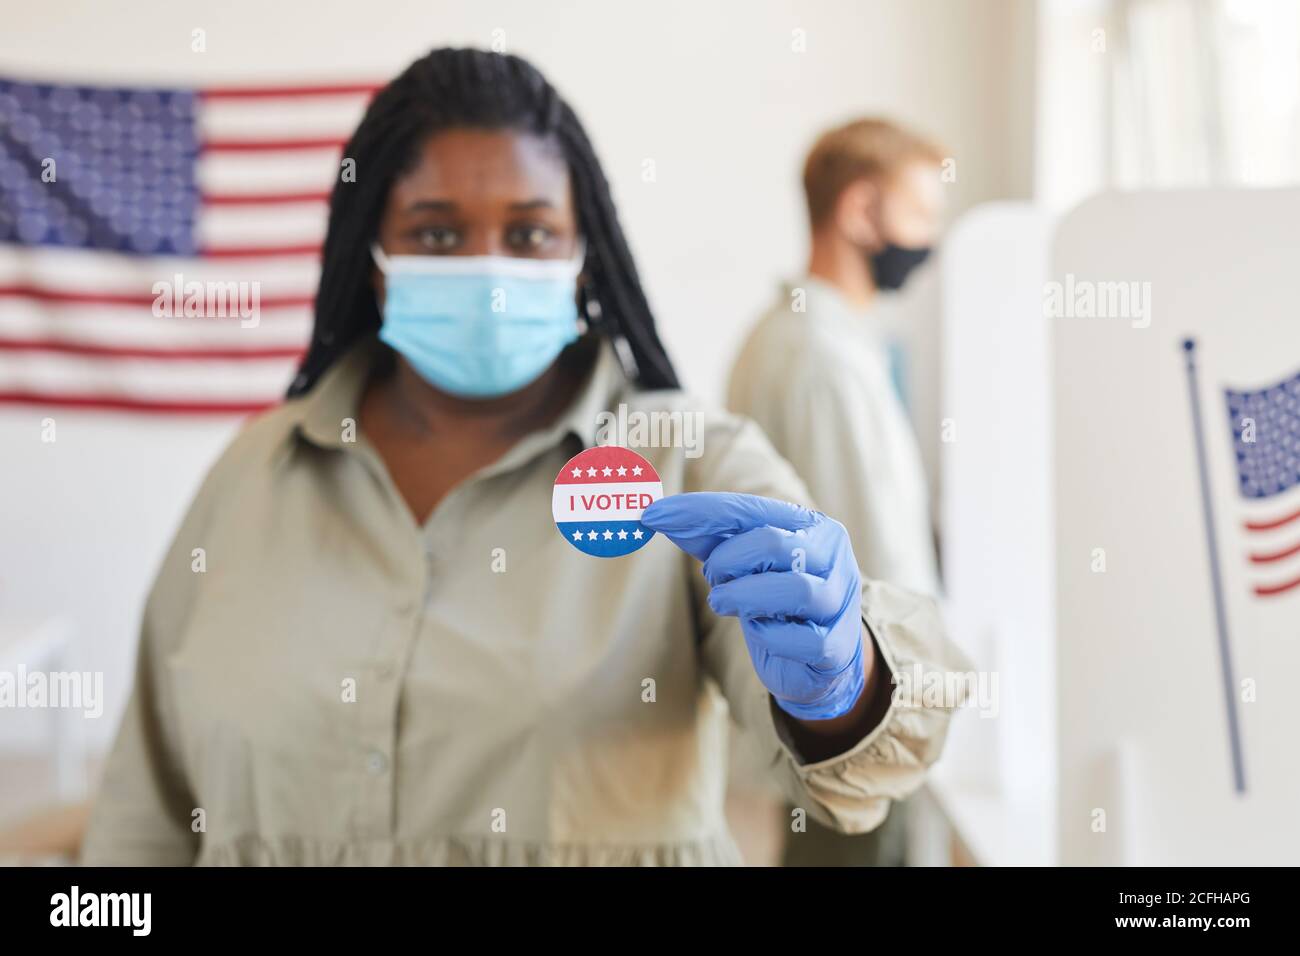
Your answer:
641,492 -> 866,721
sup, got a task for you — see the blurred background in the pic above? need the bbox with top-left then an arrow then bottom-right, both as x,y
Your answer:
1,0 -> 1298,865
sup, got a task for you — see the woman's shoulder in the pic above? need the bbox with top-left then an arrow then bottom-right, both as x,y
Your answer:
172,396 -> 313,534
608,386 -> 812,506
209,398 -> 311,483
139,397 -> 311,632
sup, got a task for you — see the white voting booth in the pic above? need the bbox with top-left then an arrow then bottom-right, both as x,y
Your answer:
936,190 -> 1300,866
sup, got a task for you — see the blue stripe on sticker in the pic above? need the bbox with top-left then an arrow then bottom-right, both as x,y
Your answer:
556,520 -> 655,558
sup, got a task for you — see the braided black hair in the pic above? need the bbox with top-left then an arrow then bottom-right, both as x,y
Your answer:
287,47 -> 680,397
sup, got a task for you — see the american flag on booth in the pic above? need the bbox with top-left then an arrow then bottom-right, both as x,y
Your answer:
0,75 -> 377,413
1225,365 -> 1300,599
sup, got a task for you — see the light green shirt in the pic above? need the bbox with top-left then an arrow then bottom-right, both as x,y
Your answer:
729,277 -> 941,596
81,333 -> 969,866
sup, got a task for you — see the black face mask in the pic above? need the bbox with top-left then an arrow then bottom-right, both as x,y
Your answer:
869,242 -> 932,291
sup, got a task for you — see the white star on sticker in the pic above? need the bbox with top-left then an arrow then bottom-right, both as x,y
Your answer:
616,465 -> 627,476
603,529 -> 614,540
587,530 -> 598,540
617,529 -> 628,540
602,466 -> 613,477
632,528 -> 644,539
586,467 -> 598,477
632,465 -> 643,476
572,530 -> 583,541
571,467 -> 582,478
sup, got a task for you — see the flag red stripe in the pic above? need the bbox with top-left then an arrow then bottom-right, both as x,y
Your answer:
0,284 -> 314,310
0,390 -> 278,415
1243,507 -> 1300,532
201,190 -> 331,206
198,83 -> 381,100
0,338 -> 305,361
1247,538 -> 1300,564
199,137 -> 347,153
1253,573 -> 1300,597
199,243 -> 322,259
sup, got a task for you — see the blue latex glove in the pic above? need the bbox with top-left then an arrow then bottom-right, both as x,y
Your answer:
641,492 -> 866,721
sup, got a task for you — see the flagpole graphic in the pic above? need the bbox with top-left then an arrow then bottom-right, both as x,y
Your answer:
1181,338 -> 1247,794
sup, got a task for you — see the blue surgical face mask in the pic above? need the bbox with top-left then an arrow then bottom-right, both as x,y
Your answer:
370,241 -> 586,399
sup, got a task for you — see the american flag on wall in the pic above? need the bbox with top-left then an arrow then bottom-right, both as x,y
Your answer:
0,75 -> 377,413
1226,365 -> 1300,599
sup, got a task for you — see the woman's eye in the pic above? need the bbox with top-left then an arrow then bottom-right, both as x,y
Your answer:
507,225 -> 554,251
415,227 -> 460,252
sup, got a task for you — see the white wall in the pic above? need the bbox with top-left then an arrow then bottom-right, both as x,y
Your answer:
0,0 -> 1036,749
0,414 -> 237,755
1035,0 -> 1113,212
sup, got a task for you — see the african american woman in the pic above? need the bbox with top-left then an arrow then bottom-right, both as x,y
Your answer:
81,48 -> 970,866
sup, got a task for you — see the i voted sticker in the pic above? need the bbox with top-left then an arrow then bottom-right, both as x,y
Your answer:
554,447 -> 663,557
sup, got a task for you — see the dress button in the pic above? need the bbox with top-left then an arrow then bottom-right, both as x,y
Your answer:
366,750 -> 388,774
